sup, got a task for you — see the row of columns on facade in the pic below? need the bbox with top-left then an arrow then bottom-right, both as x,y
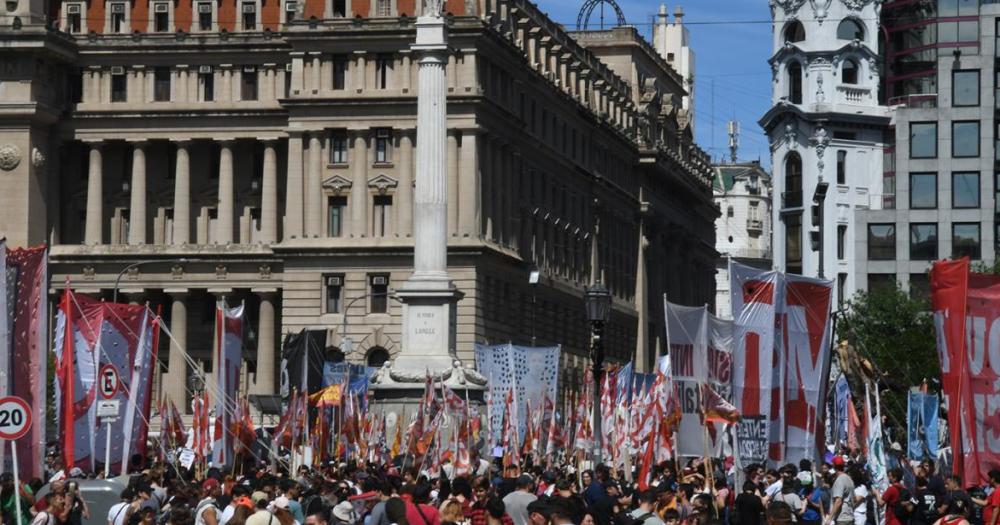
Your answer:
83,138 -> 280,245
159,289 -> 277,406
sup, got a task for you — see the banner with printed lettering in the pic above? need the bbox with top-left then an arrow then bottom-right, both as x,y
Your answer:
664,300 -> 708,458
780,273 -> 834,465
708,314 -> 734,455
930,258 -> 1000,485
729,261 -> 781,466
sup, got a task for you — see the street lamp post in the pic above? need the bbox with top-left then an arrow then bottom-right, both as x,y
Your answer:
112,258 -> 191,303
584,280 -> 612,464
338,290 -> 394,357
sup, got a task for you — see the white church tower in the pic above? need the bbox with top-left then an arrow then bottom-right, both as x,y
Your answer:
653,4 -> 695,127
760,0 -> 889,303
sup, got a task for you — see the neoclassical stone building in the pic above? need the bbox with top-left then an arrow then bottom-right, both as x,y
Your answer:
0,0 -> 716,407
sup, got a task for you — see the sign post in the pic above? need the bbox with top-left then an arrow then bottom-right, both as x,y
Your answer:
97,399 -> 120,477
0,396 -> 33,525
97,364 -> 121,477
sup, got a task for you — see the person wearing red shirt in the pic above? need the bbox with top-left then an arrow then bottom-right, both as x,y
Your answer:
983,470 -> 1000,525
882,469 -> 908,525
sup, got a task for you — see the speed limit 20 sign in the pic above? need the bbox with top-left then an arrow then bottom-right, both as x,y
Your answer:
99,364 -> 120,399
0,396 -> 32,440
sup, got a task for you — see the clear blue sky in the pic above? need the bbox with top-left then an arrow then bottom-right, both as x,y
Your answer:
535,0 -> 774,167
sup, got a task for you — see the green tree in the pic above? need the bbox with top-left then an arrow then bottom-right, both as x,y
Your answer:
837,283 -> 939,432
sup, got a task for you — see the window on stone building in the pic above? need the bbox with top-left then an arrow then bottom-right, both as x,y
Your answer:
369,274 -> 389,313
910,122 -> 937,158
787,62 -> 802,104
153,2 -> 169,31
332,0 -> 345,16
367,347 -> 389,368
838,273 -> 848,306
374,128 -> 392,163
328,196 -> 346,237
284,0 -> 298,20
324,274 -> 344,313
867,274 -> 896,293
953,69 -> 979,106
197,2 -> 212,29
111,68 -> 127,102
726,206 -> 734,218
952,121 -> 979,157
867,223 -> 895,260
329,130 -> 348,164
784,20 -> 805,43
837,18 -> 864,40
68,69 -> 83,103
66,3 -> 82,32
375,55 -> 392,89
837,224 -> 847,260
910,172 -> 937,209
784,152 -> 802,208
242,2 -> 256,30
837,150 -> 847,185
373,195 -> 392,237
110,2 -> 126,32
954,222 -> 982,259
909,223 -> 938,260
332,55 -> 347,90
375,0 -> 391,16
241,67 -> 258,101
842,60 -> 858,85
785,215 -> 802,274
154,67 -> 171,101
953,171 -> 980,208
199,67 -> 214,101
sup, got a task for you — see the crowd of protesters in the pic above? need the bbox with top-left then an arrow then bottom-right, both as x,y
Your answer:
1,450 -> 999,525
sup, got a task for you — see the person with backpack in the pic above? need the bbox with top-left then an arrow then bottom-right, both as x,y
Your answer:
196,479 -> 224,525
880,469 -> 912,525
628,490 -> 665,525
912,477 -> 939,525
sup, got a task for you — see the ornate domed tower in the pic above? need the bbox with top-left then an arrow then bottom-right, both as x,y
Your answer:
760,0 -> 889,298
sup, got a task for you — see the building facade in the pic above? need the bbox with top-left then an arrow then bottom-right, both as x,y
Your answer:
712,161 -> 772,318
0,0 -> 716,406
855,0 -> 998,296
761,0 -> 890,305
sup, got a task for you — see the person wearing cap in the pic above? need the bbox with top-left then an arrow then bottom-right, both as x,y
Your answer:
245,493 -> 275,525
269,496 -> 300,525
502,476 -> 536,525
824,457 -> 853,525
331,501 -> 357,525
197,479 -> 224,525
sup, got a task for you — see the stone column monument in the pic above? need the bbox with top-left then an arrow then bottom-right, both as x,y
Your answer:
372,0 -> 484,390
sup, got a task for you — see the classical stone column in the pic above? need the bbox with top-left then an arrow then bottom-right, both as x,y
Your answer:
260,139 -> 278,244
163,291 -> 189,407
350,131 -> 368,237
397,130 -> 414,236
305,133 -> 323,237
284,132 -> 304,239
447,130 -> 459,236
84,142 -> 104,245
353,52 -> 367,92
217,140 -> 235,244
172,140 -> 191,244
459,130 -> 478,237
250,291 -> 276,395
128,141 -> 147,245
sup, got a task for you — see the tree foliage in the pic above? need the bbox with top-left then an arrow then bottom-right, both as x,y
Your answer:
836,283 -> 939,433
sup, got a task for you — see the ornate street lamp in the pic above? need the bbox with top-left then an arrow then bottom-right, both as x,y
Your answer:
584,280 -> 611,463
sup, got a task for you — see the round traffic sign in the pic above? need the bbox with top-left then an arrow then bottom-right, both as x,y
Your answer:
99,364 -> 120,400
0,396 -> 31,440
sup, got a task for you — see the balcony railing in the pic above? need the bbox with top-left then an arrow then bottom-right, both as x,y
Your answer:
747,218 -> 764,231
836,85 -> 872,104
782,191 -> 803,209
888,93 -> 938,108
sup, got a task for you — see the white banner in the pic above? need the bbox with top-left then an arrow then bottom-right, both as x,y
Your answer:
665,299 -> 707,458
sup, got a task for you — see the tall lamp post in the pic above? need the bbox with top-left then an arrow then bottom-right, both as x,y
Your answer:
584,280 -> 612,464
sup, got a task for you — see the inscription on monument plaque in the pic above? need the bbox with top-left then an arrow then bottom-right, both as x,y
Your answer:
407,304 -> 446,354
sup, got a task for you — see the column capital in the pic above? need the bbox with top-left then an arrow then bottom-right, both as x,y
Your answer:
175,64 -> 190,70
126,139 -> 150,147
260,137 -> 281,145
286,129 -> 306,138
164,288 -> 190,296
207,288 -> 234,297
252,288 -> 279,296
172,138 -> 194,146
81,138 -> 105,146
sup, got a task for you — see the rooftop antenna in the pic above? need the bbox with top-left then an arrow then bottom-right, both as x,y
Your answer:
728,120 -> 740,164
576,0 -> 626,30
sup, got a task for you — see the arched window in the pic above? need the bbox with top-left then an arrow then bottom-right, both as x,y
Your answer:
787,62 -> 803,104
842,59 -> 859,84
366,346 -> 390,368
325,346 -> 345,363
784,21 -> 805,43
837,18 -> 864,40
784,152 -> 803,208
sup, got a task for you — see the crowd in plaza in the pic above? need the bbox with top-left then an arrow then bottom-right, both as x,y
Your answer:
3,448 -> 999,525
